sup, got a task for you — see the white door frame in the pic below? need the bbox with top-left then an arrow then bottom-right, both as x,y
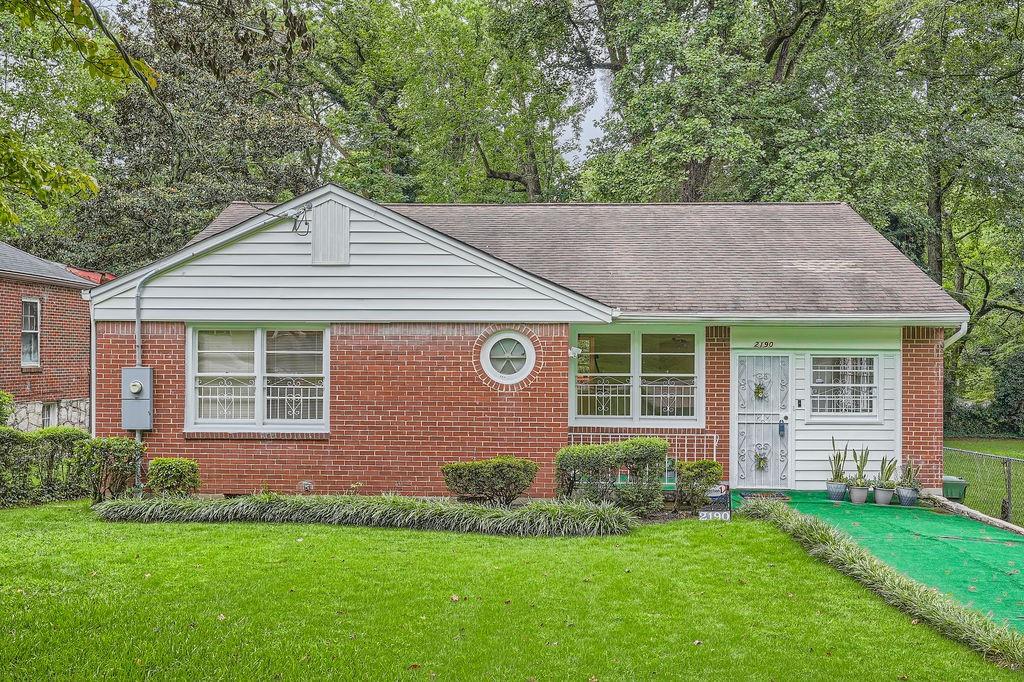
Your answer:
730,350 -> 794,489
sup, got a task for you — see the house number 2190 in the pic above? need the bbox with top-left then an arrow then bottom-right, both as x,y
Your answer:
753,341 -> 774,348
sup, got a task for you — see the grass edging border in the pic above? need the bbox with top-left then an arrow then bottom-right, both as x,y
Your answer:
741,498 -> 1024,670
92,493 -> 638,537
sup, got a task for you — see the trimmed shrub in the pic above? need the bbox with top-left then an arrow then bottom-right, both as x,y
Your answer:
0,390 -> 13,425
674,459 -> 723,513
32,426 -> 91,497
555,437 -> 668,516
147,458 -> 201,497
74,437 -> 145,502
554,444 -> 615,501
441,456 -> 538,505
613,437 -> 668,515
0,426 -> 32,507
993,350 -> 1024,436
742,499 -> 1024,669
94,494 -> 638,537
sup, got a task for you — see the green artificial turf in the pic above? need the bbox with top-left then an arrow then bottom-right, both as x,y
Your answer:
787,491 -> 1024,632
0,502 -> 1017,680
944,438 -> 1024,525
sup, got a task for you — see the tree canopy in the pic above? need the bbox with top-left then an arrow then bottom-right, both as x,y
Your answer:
3,0 -> 1022,421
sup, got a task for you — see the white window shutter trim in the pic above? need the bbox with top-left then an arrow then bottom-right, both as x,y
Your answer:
312,201 -> 350,265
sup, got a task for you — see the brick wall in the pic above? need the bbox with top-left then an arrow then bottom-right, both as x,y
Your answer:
902,326 -> 945,490
0,276 -> 90,404
566,326 -> 732,477
95,322 -> 571,496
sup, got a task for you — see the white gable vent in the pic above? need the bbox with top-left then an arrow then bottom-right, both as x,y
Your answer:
311,200 -> 350,265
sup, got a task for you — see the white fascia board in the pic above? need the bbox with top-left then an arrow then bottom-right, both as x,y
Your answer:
90,184 -> 613,323
615,311 -> 970,326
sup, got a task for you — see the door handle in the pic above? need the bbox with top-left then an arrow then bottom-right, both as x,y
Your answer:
778,418 -> 787,438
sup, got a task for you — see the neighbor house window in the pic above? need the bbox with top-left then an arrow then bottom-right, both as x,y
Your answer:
41,402 -> 58,428
574,328 -> 701,424
21,299 -> 39,366
190,328 -> 327,429
810,356 -> 876,415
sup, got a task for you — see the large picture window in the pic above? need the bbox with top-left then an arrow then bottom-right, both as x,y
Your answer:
190,328 -> 327,430
810,356 -> 876,415
574,328 -> 701,425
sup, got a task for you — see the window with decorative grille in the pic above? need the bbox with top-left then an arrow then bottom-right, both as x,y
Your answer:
810,356 -> 876,415
191,328 -> 326,429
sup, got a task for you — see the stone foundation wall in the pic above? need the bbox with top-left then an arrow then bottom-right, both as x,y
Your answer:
10,398 -> 90,431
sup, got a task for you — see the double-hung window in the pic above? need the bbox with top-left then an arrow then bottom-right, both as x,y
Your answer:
810,356 -> 876,416
190,328 -> 327,431
21,299 -> 39,366
573,327 -> 702,425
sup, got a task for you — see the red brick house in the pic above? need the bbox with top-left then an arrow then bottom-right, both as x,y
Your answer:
86,185 -> 967,496
1,242 -> 95,430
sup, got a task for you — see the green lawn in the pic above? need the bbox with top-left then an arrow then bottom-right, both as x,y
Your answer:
944,438 -> 1024,525
0,503 -> 1016,680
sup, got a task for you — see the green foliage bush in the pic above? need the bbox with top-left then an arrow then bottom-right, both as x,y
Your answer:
94,494 -> 638,537
554,437 -> 668,516
0,390 -> 13,425
742,498 -> 1024,669
74,437 -> 145,502
0,425 -> 90,507
441,456 -> 538,505
674,459 -> 724,513
993,350 -> 1024,436
147,458 -> 201,497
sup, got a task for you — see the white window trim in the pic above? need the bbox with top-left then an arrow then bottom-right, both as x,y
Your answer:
185,324 -> 330,433
21,297 -> 40,367
569,324 -> 706,428
480,330 -> 536,384
806,353 -> 881,424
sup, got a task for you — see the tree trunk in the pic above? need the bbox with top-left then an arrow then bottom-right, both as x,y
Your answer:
925,167 -> 944,284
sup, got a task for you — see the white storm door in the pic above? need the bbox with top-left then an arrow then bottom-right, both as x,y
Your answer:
735,354 -> 792,489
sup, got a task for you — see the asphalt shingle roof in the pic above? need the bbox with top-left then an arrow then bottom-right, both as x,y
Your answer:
187,200 -> 965,317
0,242 -> 93,288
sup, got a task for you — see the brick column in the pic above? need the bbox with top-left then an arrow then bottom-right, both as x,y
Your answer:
705,326 -> 731,478
902,327 -> 945,492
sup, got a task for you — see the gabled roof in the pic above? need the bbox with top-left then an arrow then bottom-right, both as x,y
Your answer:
0,242 -> 93,288
189,197 -> 966,322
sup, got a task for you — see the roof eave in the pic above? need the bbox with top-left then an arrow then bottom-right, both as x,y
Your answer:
0,269 -> 92,289
614,310 -> 970,326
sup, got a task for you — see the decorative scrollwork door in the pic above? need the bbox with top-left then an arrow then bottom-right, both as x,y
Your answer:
735,355 -> 791,489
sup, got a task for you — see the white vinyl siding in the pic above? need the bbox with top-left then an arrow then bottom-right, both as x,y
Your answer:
92,196 -> 606,323
730,326 -> 901,491
187,327 -> 328,432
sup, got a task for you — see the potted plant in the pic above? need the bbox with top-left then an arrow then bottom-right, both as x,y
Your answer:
826,437 -> 848,501
873,456 -> 897,506
896,463 -> 920,507
848,446 -> 870,504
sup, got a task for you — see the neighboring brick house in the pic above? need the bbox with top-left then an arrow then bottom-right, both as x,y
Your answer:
87,185 -> 967,496
1,242 -> 97,430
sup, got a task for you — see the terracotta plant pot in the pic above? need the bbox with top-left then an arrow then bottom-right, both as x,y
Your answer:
874,488 -> 894,505
849,486 -> 869,504
826,481 -> 848,501
896,487 -> 918,507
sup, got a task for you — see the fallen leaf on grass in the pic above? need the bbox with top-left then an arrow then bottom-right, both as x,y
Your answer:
450,594 -> 460,603
217,613 -> 226,621
692,640 -> 702,646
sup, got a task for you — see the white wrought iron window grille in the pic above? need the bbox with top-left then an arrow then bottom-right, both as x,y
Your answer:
810,355 -> 876,415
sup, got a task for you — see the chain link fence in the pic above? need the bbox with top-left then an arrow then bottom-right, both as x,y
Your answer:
943,447 -> 1024,526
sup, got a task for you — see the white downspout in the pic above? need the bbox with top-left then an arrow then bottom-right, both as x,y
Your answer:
944,321 -> 968,349
84,289 -> 96,436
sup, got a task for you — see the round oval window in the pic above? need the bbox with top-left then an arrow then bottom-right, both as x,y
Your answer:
480,331 -> 536,385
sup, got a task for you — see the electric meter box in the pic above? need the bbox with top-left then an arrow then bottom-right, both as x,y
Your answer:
121,367 -> 153,430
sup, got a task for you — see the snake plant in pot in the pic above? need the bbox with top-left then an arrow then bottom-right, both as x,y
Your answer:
848,446 -> 871,504
896,463 -> 920,506
827,438 -> 848,501
873,456 -> 898,505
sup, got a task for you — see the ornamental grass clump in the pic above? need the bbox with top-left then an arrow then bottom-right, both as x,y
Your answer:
742,498 -> 1024,670
93,494 -> 638,537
